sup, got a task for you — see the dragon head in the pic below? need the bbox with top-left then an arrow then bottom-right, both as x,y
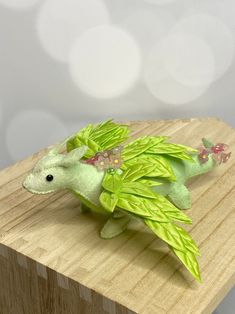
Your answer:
23,143 -> 88,195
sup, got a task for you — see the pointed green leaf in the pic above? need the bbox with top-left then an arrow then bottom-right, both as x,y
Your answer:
171,248 -> 202,282
174,225 -> 200,255
124,154 -> 176,180
144,219 -> 185,251
117,193 -> 170,222
137,178 -> 163,187
144,218 -> 201,281
122,136 -> 167,161
121,163 -> 157,182
151,195 -> 192,224
99,191 -> 118,212
144,218 -> 199,254
121,181 -> 159,199
66,120 -> 130,157
146,142 -> 196,155
168,152 -> 195,161
161,207 -> 192,224
102,172 -> 123,193
174,143 -> 198,153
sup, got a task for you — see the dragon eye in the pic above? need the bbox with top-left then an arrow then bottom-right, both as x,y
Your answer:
46,174 -> 54,182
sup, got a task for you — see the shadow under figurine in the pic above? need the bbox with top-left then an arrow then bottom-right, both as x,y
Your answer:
22,120 -> 231,282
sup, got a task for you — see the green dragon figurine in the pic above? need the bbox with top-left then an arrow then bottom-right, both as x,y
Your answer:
22,120 -> 231,282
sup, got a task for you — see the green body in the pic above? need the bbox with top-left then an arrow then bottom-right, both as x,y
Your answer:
23,120 -> 221,282
72,153 -> 215,211
75,153 -> 215,238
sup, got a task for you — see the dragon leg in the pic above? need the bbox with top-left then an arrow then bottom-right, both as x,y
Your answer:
167,183 -> 191,210
100,211 -> 131,239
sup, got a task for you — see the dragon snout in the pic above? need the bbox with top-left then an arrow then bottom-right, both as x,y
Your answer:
22,177 -> 30,191
22,174 -> 34,193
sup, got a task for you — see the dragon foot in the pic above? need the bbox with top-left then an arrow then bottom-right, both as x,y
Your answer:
100,212 -> 131,239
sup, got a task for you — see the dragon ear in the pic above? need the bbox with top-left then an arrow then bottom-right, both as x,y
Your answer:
60,146 -> 88,167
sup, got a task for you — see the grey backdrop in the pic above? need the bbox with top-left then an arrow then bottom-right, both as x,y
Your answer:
0,0 -> 234,312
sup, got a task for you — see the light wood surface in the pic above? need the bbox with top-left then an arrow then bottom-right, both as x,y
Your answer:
0,117 -> 234,314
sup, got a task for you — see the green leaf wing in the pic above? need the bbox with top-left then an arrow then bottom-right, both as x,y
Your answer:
99,191 -> 118,212
121,163 -> 157,181
145,143 -> 196,162
102,172 -> 122,193
146,142 -> 197,154
136,178 -> 163,187
121,182 -> 160,199
70,121 -> 202,281
144,218 -> 201,281
171,248 -> 201,282
117,193 -> 170,222
67,119 -> 130,158
121,136 -> 168,161
99,167 -> 201,281
123,154 -> 176,180
151,195 -> 192,224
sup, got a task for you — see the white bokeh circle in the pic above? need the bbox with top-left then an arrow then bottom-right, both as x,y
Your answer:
6,110 -> 69,161
144,0 -> 177,5
121,9 -> 175,52
144,76 -> 208,105
192,0 -> 235,29
37,0 -> 110,62
0,0 -> 40,9
69,25 -> 141,99
171,14 -> 235,81
143,37 -> 211,105
163,33 -> 215,87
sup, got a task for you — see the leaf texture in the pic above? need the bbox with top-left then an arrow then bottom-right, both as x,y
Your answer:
67,120 -> 130,158
144,218 -> 201,281
66,119 -> 201,281
121,136 -> 168,161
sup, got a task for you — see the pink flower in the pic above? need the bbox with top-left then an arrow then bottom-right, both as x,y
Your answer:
109,154 -> 123,169
198,140 -> 231,165
198,148 -> 210,164
94,155 -> 110,170
212,151 -> 231,165
210,142 -> 231,165
211,143 -> 228,154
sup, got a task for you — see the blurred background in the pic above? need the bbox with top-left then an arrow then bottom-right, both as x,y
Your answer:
0,1 -> 234,311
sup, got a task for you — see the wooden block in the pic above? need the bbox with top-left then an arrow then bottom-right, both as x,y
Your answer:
0,117 -> 234,314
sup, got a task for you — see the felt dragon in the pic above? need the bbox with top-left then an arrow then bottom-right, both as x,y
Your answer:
23,120 -> 231,281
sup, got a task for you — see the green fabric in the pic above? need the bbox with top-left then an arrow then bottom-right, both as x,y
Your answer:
100,211 -> 132,239
67,119 -> 130,158
23,119 -> 219,282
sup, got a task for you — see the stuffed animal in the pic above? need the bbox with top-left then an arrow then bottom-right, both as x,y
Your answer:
23,120 -> 231,281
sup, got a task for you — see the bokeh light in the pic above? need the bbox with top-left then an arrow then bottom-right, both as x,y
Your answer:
163,32 -> 215,87
6,110 -> 69,161
171,14 -> 234,81
144,0 -> 177,6
37,0 -> 110,62
121,9 -> 175,52
0,0 -> 40,9
193,0 -> 235,29
69,25 -> 141,99
143,36 -> 211,105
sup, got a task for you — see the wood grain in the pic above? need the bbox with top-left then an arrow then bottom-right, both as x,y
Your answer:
0,117 -> 234,314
